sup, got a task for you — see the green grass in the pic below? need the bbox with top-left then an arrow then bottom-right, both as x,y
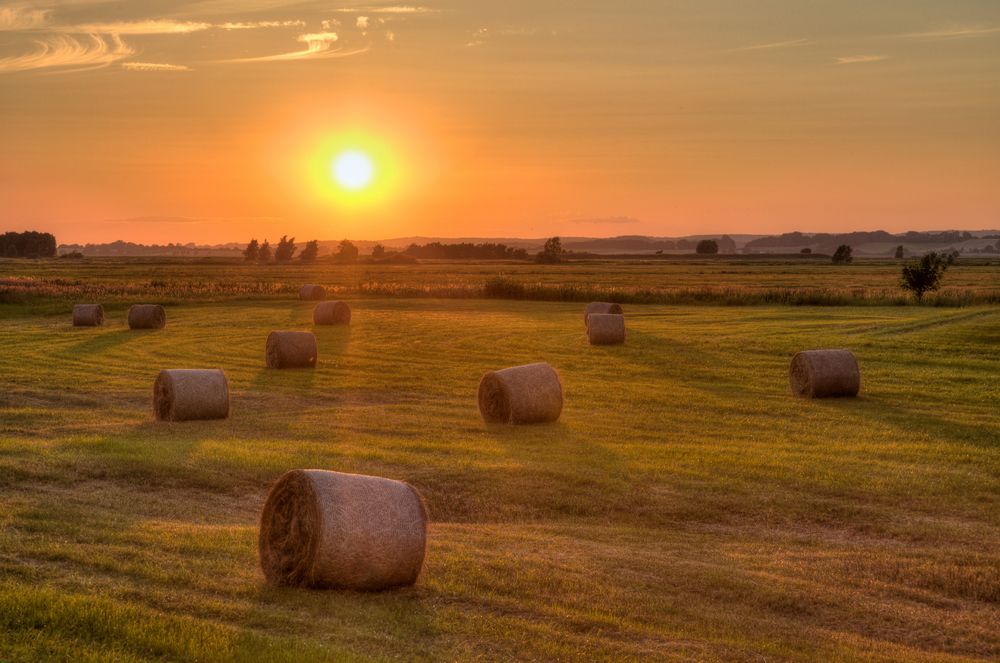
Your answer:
1,294 -> 998,660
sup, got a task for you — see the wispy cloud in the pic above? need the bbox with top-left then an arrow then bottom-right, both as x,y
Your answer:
835,54 -> 888,65
900,25 -> 1000,39
121,61 -> 191,72
356,16 -> 369,31
218,20 -> 306,30
57,20 -> 211,35
466,26 -> 487,47
221,32 -> 368,63
0,5 -> 50,31
0,33 -> 133,73
730,38 -> 810,52
332,6 -> 437,14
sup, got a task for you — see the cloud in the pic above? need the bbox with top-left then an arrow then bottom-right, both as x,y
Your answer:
57,20 -> 211,35
571,216 -> 640,225
356,16 -> 369,30
730,38 -> 810,52
332,6 -> 437,14
220,31 -> 369,63
218,20 -> 306,30
466,26 -> 487,47
321,19 -> 340,30
121,61 -> 191,71
900,25 -> 1000,39
835,54 -> 888,65
0,6 -> 50,31
0,33 -> 133,73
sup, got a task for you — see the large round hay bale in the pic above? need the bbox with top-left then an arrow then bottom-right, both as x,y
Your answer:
587,313 -> 625,345
266,331 -> 317,368
789,349 -> 860,398
154,369 -> 229,421
584,302 -> 623,326
313,301 -> 351,326
72,304 -> 104,327
258,469 -> 428,590
478,362 -> 563,424
128,304 -> 166,330
299,284 -> 327,301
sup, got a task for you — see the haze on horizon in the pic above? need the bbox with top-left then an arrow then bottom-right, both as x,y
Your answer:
2,0 -> 999,245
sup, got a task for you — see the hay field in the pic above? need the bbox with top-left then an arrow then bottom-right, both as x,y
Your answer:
1,278 -> 999,660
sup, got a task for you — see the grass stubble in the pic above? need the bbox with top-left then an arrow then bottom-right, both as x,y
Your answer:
0,262 -> 997,661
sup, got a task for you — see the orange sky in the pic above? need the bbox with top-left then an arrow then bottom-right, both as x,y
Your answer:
1,1 -> 999,244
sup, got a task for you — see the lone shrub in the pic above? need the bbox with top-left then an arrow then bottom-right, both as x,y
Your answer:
832,245 -> 853,264
900,251 -> 957,302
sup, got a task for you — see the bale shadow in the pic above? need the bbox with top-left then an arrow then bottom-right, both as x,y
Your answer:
59,328 -> 139,358
312,325 -> 351,361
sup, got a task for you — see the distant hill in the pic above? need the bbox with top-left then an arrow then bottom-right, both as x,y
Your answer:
57,230 -> 1000,258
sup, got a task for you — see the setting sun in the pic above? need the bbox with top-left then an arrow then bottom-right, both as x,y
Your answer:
332,150 -> 374,191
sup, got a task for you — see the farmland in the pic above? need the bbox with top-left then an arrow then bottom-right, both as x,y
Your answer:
0,258 -> 998,661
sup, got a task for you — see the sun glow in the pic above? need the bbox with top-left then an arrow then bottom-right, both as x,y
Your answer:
332,150 -> 374,190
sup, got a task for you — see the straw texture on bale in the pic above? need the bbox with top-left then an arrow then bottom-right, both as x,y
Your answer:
586,313 -> 626,345
584,301 -> 623,326
72,303 -> 104,327
258,469 -> 428,590
299,284 -> 327,301
128,304 -> 166,330
266,331 -> 318,368
313,300 -> 352,326
789,349 -> 861,398
154,369 -> 229,421
478,362 -> 563,424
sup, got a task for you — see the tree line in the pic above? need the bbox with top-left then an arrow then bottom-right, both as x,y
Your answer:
243,236 -> 320,263
1,231 -> 57,258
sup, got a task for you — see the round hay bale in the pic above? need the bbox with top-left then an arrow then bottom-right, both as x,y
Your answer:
478,362 -> 563,424
313,301 -> 351,326
587,313 -> 625,345
258,469 -> 428,590
128,304 -> 166,330
299,284 -> 327,301
72,303 -> 104,327
154,369 -> 229,421
266,331 -> 317,368
789,349 -> 860,398
584,302 -> 623,326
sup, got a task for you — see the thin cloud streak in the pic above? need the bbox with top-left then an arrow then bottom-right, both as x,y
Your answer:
57,20 -> 211,35
835,54 -> 887,65
332,6 -> 438,13
121,61 -> 191,71
220,32 -> 370,63
900,25 -> 1000,39
0,33 -> 133,73
728,38 -> 810,52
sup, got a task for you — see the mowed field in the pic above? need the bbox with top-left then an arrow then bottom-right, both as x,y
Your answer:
1,260 -> 999,661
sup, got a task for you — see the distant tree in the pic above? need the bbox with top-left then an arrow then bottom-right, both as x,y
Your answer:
696,239 -> 719,255
274,235 -> 296,262
337,239 -> 359,263
800,247 -> 812,254
0,231 -> 57,258
894,245 -> 904,259
258,239 -> 272,263
832,244 -> 853,264
299,240 -> 319,262
243,238 -> 260,261
900,251 -> 957,302
536,236 -> 563,264
371,243 -> 386,259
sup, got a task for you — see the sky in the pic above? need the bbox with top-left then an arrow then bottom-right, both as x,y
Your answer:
1,0 -> 999,244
